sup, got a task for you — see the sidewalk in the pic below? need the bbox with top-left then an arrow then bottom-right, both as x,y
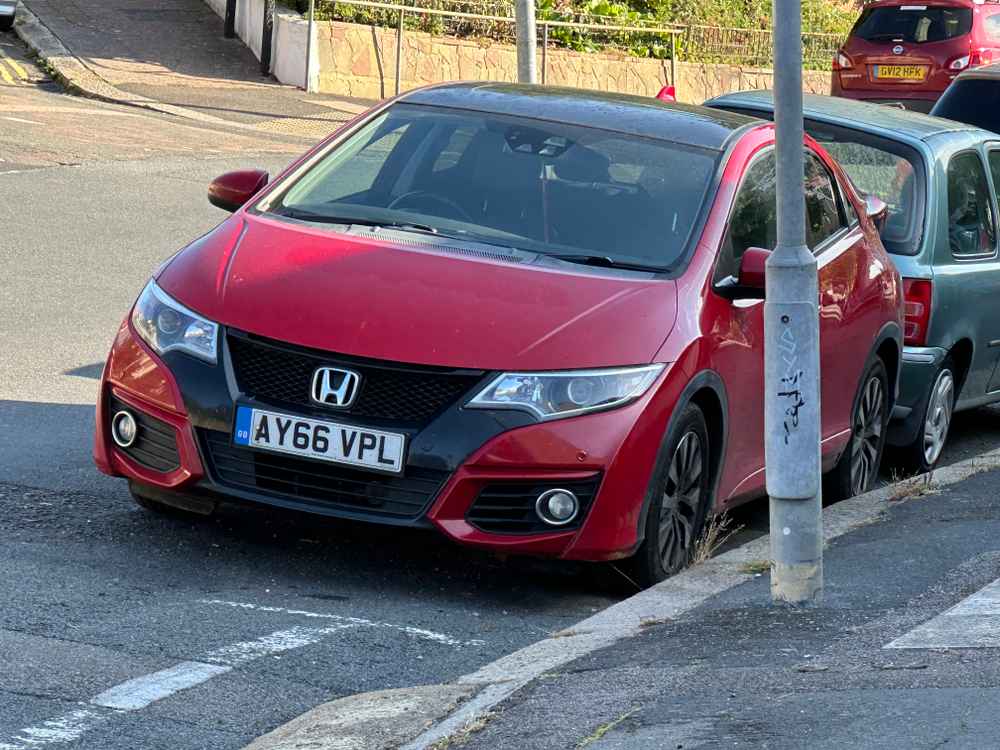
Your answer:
15,0 -> 375,140
451,469 -> 1000,749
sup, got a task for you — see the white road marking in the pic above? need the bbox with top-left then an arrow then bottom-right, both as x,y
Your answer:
2,116 -> 43,126
0,624 -> 356,746
0,707 -> 117,750
202,624 -> 355,667
886,577 -> 1000,649
91,661 -> 230,710
200,599 -> 487,647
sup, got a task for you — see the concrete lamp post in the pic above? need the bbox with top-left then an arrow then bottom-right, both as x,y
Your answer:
765,0 -> 824,604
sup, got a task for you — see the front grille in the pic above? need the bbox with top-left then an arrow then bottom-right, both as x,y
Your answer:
199,429 -> 449,520
226,331 -> 485,425
467,476 -> 601,535
108,395 -> 181,473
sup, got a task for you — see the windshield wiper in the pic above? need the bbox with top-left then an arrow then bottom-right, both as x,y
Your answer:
546,253 -> 664,272
273,207 -> 439,234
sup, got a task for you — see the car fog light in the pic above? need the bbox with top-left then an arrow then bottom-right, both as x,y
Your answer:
112,410 -> 138,448
536,489 -> 579,526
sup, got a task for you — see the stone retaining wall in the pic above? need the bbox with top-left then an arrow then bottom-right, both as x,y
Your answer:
315,20 -> 832,103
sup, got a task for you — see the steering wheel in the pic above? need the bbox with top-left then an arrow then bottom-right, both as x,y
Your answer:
387,190 -> 473,222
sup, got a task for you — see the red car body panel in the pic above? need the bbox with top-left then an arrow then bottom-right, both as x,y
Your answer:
95,104 -> 902,562
833,0 -> 1000,108
156,216 -> 678,372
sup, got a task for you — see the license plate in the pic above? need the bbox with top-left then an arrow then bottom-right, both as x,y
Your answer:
233,406 -> 405,474
873,64 -> 927,80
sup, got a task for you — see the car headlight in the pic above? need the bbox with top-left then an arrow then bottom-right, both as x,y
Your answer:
466,364 -> 664,420
131,280 -> 219,364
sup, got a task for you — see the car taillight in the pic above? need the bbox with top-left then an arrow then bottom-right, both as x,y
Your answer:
833,51 -> 852,71
970,48 -> 994,67
656,85 -> 676,102
903,278 -> 933,346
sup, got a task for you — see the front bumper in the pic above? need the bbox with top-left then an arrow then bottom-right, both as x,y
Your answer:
96,320 -> 674,561
887,345 -> 946,447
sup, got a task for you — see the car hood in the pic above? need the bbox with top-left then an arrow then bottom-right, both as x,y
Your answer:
156,215 -> 677,371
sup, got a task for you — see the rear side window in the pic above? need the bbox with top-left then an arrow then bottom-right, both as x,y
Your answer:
806,120 -> 926,256
986,13 -> 1000,41
852,5 -> 972,43
947,152 -> 996,258
932,79 -> 1000,134
805,154 -> 846,249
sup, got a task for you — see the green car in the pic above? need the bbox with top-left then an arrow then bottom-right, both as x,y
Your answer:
707,91 -> 1000,473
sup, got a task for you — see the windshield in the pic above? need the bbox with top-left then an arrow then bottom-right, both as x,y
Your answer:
264,103 -> 719,271
806,120 -> 926,256
852,5 -> 972,44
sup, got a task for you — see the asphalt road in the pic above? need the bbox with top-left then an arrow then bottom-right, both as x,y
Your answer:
3,28 -> 1000,750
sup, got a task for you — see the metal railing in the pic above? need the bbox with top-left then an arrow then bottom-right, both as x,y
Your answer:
311,0 -> 844,95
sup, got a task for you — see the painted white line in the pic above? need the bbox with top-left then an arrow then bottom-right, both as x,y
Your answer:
0,625 -> 358,746
402,449 -> 1000,749
886,577 -> 1000,649
203,624 -> 356,667
0,707 -> 117,750
2,116 -> 43,126
90,661 -> 230,710
199,599 -> 487,647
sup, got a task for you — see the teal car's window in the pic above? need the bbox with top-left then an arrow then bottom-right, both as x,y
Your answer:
987,151 -> 1000,197
715,150 -> 777,283
805,153 -> 846,250
947,152 -> 996,258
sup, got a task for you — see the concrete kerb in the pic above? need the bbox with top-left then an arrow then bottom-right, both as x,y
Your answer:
11,1 -> 311,139
244,447 -> 1000,750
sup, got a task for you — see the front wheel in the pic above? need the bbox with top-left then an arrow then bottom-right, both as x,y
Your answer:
627,403 -> 712,588
826,358 -> 889,501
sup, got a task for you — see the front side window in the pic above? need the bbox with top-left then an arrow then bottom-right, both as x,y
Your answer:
947,152 -> 996,258
265,103 -> 720,271
984,12 -> 1000,42
716,151 -> 777,282
852,5 -> 972,44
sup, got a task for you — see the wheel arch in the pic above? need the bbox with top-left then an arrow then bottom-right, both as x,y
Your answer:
871,321 -> 903,411
947,337 -> 974,397
634,370 -> 729,548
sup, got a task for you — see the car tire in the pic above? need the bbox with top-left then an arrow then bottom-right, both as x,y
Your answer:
129,485 -> 216,519
826,357 -> 890,501
627,403 -> 713,588
894,357 -> 956,476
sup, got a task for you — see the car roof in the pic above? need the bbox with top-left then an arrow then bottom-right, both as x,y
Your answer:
706,90 -> 983,142
953,61 -> 1000,81
860,0 -> 977,8
400,82 -> 759,151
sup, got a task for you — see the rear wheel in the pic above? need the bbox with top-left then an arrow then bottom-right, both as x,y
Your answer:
628,404 -> 712,588
826,358 -> 889,501
895,358 -> 955,475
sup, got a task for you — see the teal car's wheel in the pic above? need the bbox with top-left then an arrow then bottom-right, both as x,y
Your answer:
897,358 -> 956,475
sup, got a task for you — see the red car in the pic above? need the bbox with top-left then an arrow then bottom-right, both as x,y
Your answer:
95,84 -> 902,585
833,0 -> 1000,112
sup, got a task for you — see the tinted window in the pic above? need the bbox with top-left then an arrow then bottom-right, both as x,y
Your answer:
947,152 -> 996,257
932,79 -> 1000,134
805,154 -> 845,248
852,6 -> 972,43
716,151 -> 777,282
270,104 -> 719,270
989,151 -> 1000,196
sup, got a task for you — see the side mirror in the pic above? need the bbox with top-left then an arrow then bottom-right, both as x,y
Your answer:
656,85 -> 677,102
208,169 -> 269,213
714,247 -> 769,301
864,194 -> 889,233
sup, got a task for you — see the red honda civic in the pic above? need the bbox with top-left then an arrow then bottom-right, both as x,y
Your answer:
95,84 -> 902,585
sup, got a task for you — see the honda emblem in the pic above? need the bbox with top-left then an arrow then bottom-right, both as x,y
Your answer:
311,367 -> 361,408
